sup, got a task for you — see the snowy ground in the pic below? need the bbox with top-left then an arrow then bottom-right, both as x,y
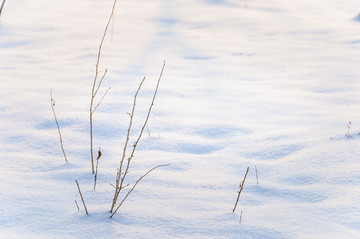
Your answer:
1,0 -> 360,238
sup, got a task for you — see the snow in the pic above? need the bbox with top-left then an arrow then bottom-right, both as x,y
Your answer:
1,0 -> 360,238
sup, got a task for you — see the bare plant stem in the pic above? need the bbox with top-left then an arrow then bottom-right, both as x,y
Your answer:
239,211 -> 243,224
110,164 -> 170,218
75,180 -> 88,215
94,147 -> 102,190
110,77 -> 145,212
110,61 -> 166,213
50,90 -> 68,163
0,0 -> 5,17
75,200 -> 80,210
90,0 -> 116,174
255,165 -> 259,185
232,166 -> 249,213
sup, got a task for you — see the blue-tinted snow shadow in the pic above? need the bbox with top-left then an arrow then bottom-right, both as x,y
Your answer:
330,133 -> 360,141
231,52 -> 257,57
280,169 -> 360,186
183,55 -> 216,61
40,162 -> 79,172
205,0 -> 226,5
242,144 -> 302,160
36,119 -> 125,139
92,123 -> 126,139
0,26 -> 30,48
155,18 -> 178,26
0,40 -> 29,48
247,185 -> 326,203
136,125 -> 249,154
5,134 -> 61,156
204,0 -> 236,5
139,137 -> 222,154
191,125 -> 250,138
345,39 -> 360,45
280,174 -> 320,186
111,212 -> 286,239
35,119 -> 86,131
316,173 -> 360,185
353,14 -> 360,21
310,87 -> 344,94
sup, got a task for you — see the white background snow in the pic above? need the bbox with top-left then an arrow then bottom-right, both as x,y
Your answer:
1,0 -> 360,238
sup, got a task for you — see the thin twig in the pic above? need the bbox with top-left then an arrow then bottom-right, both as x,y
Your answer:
0,0 -> 5,17
110,164 -> 170,218
75,180 -> 88,215
50,90 -> 68,163
75,200 -> 80,210
90,0 -> 116,174
239,211 -> 243,224
94,147 -> 102,190
109,183 -> 129,189
232,166 -> 249,213
94,69 -> 108,98
92,87 -> 111,113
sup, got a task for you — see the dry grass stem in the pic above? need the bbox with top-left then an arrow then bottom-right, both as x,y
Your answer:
75,200 -> 80,210
110,163 -> 170,218
50,90 -> 68,163
239,211 -> 243,224
232,166 -> 249,213
110,76 -> 146,212
75,180 -> 89,215
90,0 -> 116,174
110,61 -> 166,213
93,147 -> 102,190
255,165 -> 259,185
0,0 -> 5,17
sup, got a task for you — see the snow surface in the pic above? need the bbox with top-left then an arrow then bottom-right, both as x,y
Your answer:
1,0 -> 360,238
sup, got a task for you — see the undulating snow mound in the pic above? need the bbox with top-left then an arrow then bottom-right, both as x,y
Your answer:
1,0 -> 360,238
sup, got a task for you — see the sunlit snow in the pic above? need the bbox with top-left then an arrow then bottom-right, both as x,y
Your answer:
1,0 -> 360,238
